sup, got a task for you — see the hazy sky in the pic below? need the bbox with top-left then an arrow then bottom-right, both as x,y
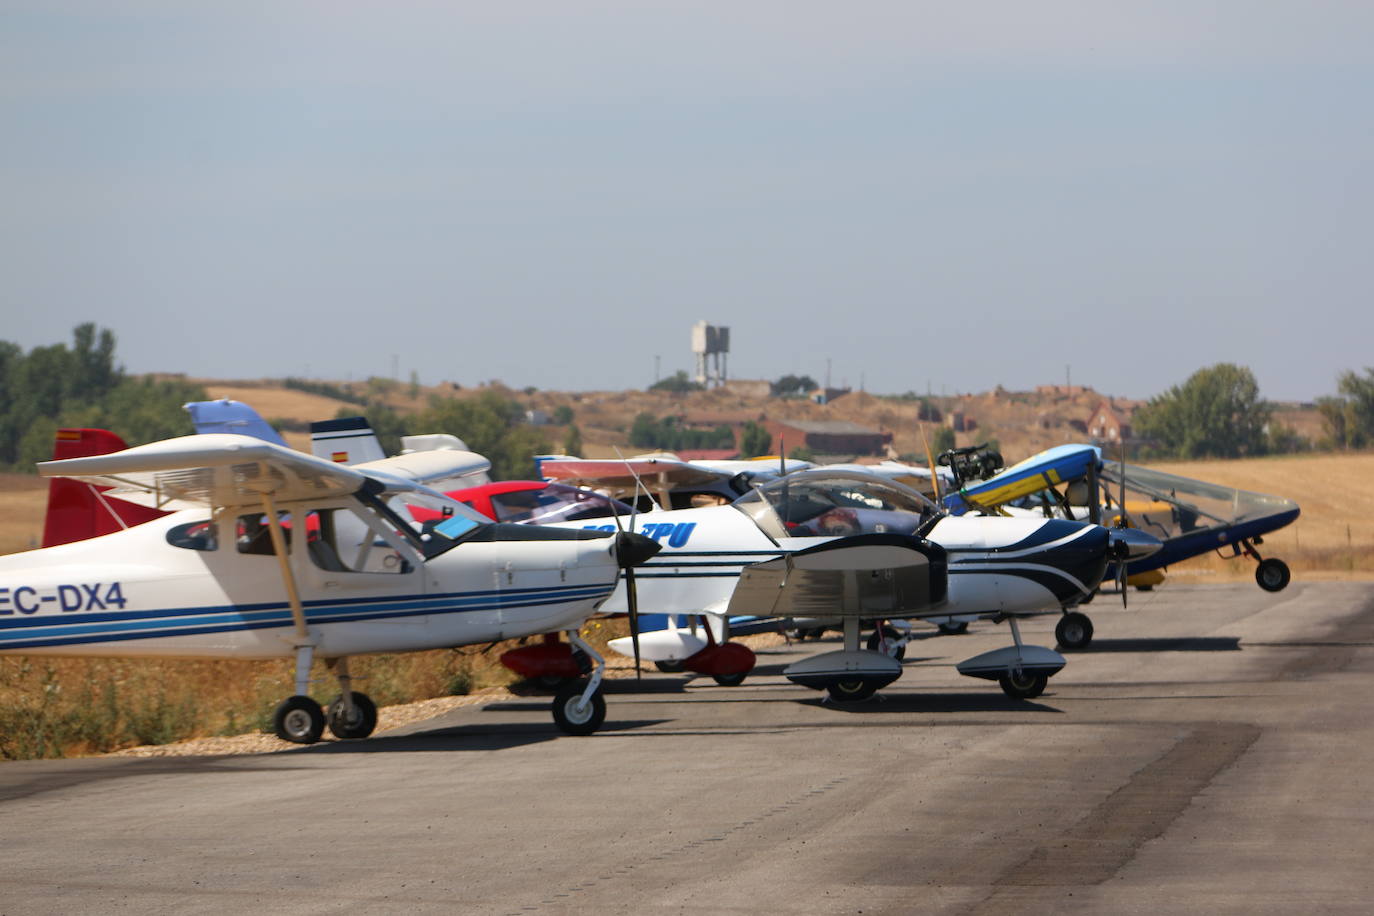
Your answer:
3,2 -> 1370,402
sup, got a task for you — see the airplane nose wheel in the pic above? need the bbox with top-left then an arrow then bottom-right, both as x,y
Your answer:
998,669 -> 1048,699
1255,557 -> 1291,592
1055,612 -> 1094,651
273,696 -> 325,744
552,682 -> 606,735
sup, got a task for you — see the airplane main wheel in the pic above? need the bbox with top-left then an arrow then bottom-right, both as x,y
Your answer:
712,672 -> 747,687
1256,558 -> 1291,593
998,670 -> 1048,700
937,621 -> 969,636
1055,612 -> 1094,651
326,692 -> 378,740
552,683 -> 606,736
654,659 -> 686,673
826,680 -> 878,703
273,696 -> 325,744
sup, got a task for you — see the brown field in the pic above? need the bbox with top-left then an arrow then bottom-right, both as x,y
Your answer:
199,382 -> 359,423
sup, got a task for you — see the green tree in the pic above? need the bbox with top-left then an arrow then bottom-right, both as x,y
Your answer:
562,423 -> 583,457
738,421 -> 772,458
1133,363 -> 1271,459
931,426 -> 956,455
552,404 -> 575,425
771,374 -> 818,398
1319,368 -> 1374,449
648,371 -> 703,394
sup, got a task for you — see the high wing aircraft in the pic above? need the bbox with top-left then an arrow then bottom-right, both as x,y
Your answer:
4,433 -> 664,742
941,443 -> 1301,649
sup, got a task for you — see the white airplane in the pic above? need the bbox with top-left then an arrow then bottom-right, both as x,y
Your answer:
537,467 -> 1161,701
1,433 -> 667,743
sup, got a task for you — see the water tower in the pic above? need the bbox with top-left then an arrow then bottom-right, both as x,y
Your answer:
691,321 -> 729,387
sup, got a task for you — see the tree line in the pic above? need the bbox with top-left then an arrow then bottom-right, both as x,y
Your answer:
0,324 -> 206,471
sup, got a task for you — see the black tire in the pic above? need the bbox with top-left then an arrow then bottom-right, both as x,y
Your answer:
1135,584 -> 1154,592
998,670 -> 1048,700
654,659 -> 686,673
273,696 -> 325,744
326,691 -> 378,740
712,671 -> 747,687
1256,558 -> 1291,593
805,628 -> 826,640
937,621 -> 969,636
552,683 -> 606,736
826,680 -> 878,702
865,627 -> 907,661
1055,612 -> 1094,651
535,675 -> 574,691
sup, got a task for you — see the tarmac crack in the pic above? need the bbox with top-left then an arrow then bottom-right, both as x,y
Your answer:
964,721 -> 1260,912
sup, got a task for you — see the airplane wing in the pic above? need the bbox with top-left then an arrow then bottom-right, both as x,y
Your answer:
725,534 -> 946,619
36,433 -> 471,514
539,456 -> 726,490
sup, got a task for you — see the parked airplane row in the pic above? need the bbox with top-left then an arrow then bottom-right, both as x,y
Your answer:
2,399 -> 1295,746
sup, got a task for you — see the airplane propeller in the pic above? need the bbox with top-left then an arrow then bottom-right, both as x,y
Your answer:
1112,440 -> 1130,608
608,451 -> 661,678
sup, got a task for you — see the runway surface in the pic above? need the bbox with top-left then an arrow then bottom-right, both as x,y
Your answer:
2,581 -> 1372,914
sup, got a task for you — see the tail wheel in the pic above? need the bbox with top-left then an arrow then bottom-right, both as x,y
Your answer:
998,670 -> 1048,700
712,672 -> 747,686
654,659 -> 686,673
1256,558 -> 1291,592
273,696 -> 325,744
937,621 -> 969,636
552,683 -> 606,736
826,680 -> 878,702
1055,612 -> 1094,651
326,692 -> 378,740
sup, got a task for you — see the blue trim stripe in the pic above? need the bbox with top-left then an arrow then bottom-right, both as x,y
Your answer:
0,583 -> 613,651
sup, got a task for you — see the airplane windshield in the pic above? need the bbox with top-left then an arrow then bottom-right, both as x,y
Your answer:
1100,461 -> 1300,541
490,484 -> 633,526
733,471 -> 939,539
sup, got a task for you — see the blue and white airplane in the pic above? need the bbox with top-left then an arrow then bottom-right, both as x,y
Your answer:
0,432 -> 668,742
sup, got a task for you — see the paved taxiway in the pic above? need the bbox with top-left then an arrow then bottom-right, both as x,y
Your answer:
2,581 -> 1373,914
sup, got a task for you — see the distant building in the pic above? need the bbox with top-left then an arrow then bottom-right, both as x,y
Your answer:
765,419 -> 890,458
1086,401 -> 1132,442
525,409 -> 552,426
809,387 -> 851,405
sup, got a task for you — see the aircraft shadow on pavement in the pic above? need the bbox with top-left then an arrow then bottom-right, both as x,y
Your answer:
1073,637 -> 1241,653
306,717 -> 668,754
802,692 -> 1062,715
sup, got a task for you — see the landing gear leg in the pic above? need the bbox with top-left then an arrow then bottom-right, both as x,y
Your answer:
998,620 -> 1048,700
325,656 -> 378,740
552,630 -> 607,735
273,644 -> 325,744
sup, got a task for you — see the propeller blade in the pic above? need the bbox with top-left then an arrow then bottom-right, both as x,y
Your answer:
614,530 -> 661,680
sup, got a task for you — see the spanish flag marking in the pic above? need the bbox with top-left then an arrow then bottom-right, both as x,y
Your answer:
332,451 -> 349,463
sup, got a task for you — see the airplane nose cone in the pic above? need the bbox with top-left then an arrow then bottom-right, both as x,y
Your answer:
615,531 -> 662,569
1111,527 -> 1163,562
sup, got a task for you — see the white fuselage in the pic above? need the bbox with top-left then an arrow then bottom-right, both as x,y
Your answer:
560,505 -> 1108,621
0,505 -> 621,660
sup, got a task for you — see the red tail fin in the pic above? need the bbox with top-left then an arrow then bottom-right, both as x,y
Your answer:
41,428 -> 169,547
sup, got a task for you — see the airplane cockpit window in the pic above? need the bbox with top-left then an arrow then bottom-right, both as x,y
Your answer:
733,471 -> 939,540
236,513 -> 290,556
167,519 -> 217,551
1099,461 -> 1299,542
306,508 -> 410,574
490,484 -> 632,526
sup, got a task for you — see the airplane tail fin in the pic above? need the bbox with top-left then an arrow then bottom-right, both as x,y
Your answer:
41,428 -> 169,547
310,417 -> 388,465
184,398 -> 288,446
